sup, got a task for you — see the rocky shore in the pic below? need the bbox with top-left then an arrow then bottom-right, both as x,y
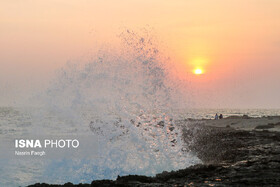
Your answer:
28,116 -> 280,187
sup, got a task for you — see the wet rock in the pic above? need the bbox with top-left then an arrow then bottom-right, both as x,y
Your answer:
157,121 -> 164,127
242,115 -> 250,119
91,180 -> 116,187
168,126 -> 175,131
255,123 -> 275,129
116,175 -> 155,183
226,115 -> 243,119
275,122 -> 280,126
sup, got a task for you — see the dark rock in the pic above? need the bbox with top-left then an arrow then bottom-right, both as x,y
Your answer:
64,182 -> 74,186
242,115 -> 250,119
275,122 -> 280,126
91,180 -> 117,187
226,115 -> 243,119
169,127 -> 175,131
116,175 -> 155,183
255,123 -> 275,129
157,121 -> 164,127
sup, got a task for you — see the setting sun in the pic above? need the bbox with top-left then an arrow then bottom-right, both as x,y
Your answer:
189,57 -> 207,76
194,68 -> 203,75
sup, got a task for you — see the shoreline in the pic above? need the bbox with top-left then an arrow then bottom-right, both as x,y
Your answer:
28,116 -> 280,186
181,115 -> 280,131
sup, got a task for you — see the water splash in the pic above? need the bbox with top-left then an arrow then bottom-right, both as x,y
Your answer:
36,29 -> 201,180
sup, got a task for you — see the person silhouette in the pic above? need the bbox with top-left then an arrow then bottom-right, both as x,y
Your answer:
215,113 -> 219,120
219,114 -> 223,119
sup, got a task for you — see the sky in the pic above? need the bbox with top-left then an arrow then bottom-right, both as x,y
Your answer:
0,0 -> 280,108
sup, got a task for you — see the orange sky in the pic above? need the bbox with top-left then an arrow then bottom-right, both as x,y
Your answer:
0,0 -> 280,108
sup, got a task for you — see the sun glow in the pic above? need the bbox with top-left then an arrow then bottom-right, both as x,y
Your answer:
194,68 -> 203,75
190,57 -> 207,75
